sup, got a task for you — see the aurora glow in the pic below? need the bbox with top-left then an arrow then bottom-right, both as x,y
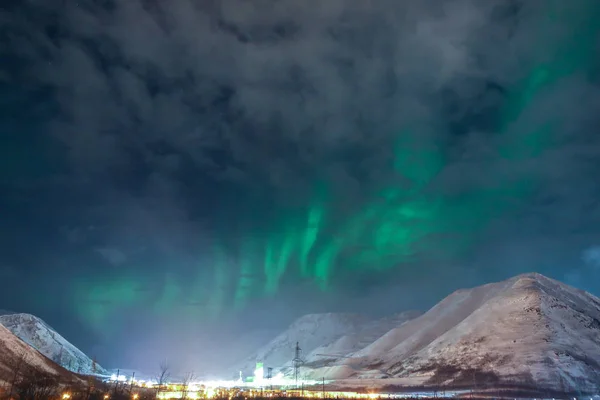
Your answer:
65,0 -> 600,327
2,0 -> 600,371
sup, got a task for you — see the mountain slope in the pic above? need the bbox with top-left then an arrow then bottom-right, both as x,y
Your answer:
303,311 -> 421,368
234,313 -> 371,375
0,323 -> 81,386
0,313 -> 106,375
326,273 -> 600,392
349,276 -> 517,368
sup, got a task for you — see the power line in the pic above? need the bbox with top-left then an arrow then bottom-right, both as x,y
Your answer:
292,342 -> 303,387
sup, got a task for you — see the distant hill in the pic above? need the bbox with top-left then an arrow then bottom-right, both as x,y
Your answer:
298,273 -> 600,393
233,313 -> 373,376
300,311 -> 421,370
0,313 -> 106,375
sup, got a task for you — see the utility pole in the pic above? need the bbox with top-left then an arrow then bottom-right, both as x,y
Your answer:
322,377 -> 325,398
292,342 -> 302,388
130,371 -> 136,393
267,367 -> 273,391
113,369 -> 120,396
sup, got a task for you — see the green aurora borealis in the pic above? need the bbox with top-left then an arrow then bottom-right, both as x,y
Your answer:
56,2 -> 600,336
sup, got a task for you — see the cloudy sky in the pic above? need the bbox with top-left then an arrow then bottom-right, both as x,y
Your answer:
1,0 -> 600,374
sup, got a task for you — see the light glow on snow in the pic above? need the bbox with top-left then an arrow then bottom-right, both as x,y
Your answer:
254,362 -> 264,384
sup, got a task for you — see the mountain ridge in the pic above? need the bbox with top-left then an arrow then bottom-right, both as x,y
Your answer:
233,313 -> 374,375
0,323 -> 83,387
0,313 -> 107,376
238,273 -> 600,392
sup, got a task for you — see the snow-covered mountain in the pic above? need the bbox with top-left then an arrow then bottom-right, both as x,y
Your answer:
234,313 -> 372,376
310,273 -> 600,392
0,323 -> 81,386
0,313 -> 106,375
302,311 -> 421,369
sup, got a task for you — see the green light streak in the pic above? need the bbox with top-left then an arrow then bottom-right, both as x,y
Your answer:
300,206 -> 322,277
207,247 -> 229,317
234,240 -> 257,310
73,275 -> 146,335
262,241 -> 276,295
313,241 -> 341,289
70,3 -> 600,330
155,273 -> 183,315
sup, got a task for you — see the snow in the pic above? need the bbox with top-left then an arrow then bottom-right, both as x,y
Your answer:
302,312 -> 421,367
230,311 -> 421,381
233,313 -> 373,375
4,272 -> 596,394
0,323 -> 60,384
0,313 -> 106,375
240,273 -> 600,393
332,273 -> 600,392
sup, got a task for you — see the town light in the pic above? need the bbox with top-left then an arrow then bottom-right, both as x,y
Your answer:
254,362 -> 264,384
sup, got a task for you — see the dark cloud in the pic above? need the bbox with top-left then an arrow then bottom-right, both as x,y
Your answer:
2,0 -> 600,371
3,1 -> 509,186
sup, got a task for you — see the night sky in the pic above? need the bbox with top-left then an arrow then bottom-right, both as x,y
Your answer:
2,0 -> 600,375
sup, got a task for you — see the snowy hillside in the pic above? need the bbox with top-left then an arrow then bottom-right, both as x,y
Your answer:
234,313 -> 371,375
302,311 -> 421,369
318,273 -> 600,392
347,277 -> 518,369
0,313 -> 106,375
0,323 -> 81,386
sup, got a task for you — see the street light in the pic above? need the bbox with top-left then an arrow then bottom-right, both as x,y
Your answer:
133,394 -> 139,399
62,394 -> 71,399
